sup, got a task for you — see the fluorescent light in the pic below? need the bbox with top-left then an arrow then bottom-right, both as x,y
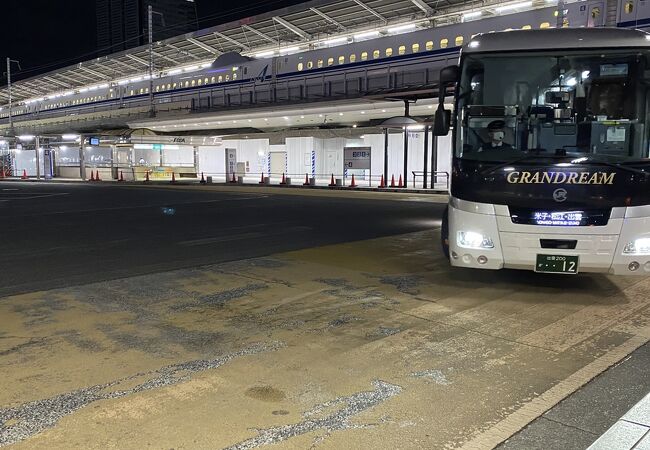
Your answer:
183,66 -> 199,72
407,124 -> 425,130
168,69 -> 182,75
469,40 -> 480,48
462,11 -> 482,20
129,77 -> 142,82
62,134 -> 79,140
279,46 -> 299,55
255,51 -> 275,58
495,1 -> 532,12
324,37 -> 348,45
387,24 -> 416,33
565,77 -> 577,86
117,79 -> 129,85
582,70 -> 590,79
354,31 -> 380,40
18,135 -> 35,141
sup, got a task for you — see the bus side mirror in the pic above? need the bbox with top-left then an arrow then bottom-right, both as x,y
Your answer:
433,105 -> 451,136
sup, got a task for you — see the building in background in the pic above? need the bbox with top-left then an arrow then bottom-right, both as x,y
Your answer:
96,0 -> 198,55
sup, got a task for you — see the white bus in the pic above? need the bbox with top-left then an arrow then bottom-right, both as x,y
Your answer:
434,28 -> 650,275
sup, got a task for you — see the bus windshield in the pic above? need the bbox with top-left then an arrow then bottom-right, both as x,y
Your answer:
455,50 -> 650,163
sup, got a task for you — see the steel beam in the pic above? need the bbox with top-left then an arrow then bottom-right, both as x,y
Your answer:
310,7 -> 346,30
187,38 -> 221,55
242,25 -> 278,44
126,54 -> 151,67
213,32 -> 250,51
410,0 -> 434,15
352,0 -> 387,23
273,16 -> 311,40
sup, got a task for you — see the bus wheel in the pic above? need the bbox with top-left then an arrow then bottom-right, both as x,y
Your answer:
441,206 -> 450,260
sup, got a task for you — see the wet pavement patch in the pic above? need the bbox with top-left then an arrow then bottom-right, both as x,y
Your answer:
409,369 -> 452,385
245,385 -> 286,402
377,275 -> 424,295
0,341 -> 284,447
225,380 -> 402,449
170,283 -> 268,311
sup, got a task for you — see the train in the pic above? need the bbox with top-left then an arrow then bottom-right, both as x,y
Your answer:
2,0 -> 648,122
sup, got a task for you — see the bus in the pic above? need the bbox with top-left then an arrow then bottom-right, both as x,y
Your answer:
433,28 -> 650,275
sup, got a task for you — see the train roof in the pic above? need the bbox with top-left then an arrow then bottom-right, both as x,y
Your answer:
464,28 -> 650,54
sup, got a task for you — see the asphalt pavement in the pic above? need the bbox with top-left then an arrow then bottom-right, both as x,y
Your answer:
0,182 -> 443,297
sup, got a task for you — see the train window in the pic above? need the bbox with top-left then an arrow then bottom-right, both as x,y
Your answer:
156,86 -> 160,91
328,57 -> 334,66
204,77 -> 209,84
455,36 -> 463,46
339,56 -> 345,64
130,90 -> 134,96
398,45 -> 406,55
350,54 -> 356,63
184,81 -> 189,87
386,48 -> 393,57
211,77 -> 215,83
307,61 -> 313,69
373,50 -> 380,59
361,52 -> 368,61
440,38 -> 448,48
225,74 -> 230,81
522,25 -> 532,30
218,76 -> 222,82
197,79 -> 203,85
318,59 -> 324,68
233,73 -> 237,80
191,80 -> 196,86
412,43 -> 420,53
173,82 -> 177,88
244,67 -> 248,74
232,67 -> 237,72
298,62 -> 304,71
539,22 -> 551,29
426,41 -> 434,51
562,18 -> 569,27
625,1 -> 634,13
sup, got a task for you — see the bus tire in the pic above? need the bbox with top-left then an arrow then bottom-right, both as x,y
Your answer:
441,205 -> 450,260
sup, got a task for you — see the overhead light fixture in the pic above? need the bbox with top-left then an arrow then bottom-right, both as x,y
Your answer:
495,1 -> 532,12
279,46 -> 300,55
324,37 -> 348,45
18,135 -> 35,141
387,24 -> 416,33
62,134 -> 79,140
462,11 -> 482,21
354,31 -> 380,40
255,51 -> 275,58
168,69 -> 182,75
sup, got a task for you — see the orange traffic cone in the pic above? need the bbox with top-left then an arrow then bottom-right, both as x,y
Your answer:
303,173 -> 309,186
390,175 -> 396,187
280,173 -> 286,185
0,167 -> 5,178
90,170 -> 95,182
259,173 -> 265,184
200,172 -> 206,184
95,170 -> 101,182
230,172 -> 237,183
21,169 -> 27,180
379,174 -> 385,188
328,174 -> 335,187
118,170 -> 124,182
349,174 -> 357,188
170,172 -> 176,184
144,171 -> 150,183
398,174 -> 403,188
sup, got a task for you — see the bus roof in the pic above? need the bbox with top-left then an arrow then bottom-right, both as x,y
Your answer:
464,28 -> 650,54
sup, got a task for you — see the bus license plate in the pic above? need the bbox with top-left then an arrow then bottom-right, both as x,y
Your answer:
535,254 -> 579,274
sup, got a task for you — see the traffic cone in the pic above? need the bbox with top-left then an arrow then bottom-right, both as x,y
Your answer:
90,170 -> 95,182
170,172 -> 176,184
328,174 -> 335,187
379,174 -> 385,188
390,175 -> 396,187
398,174 -> 403,188
95,170 -> 101,182
230,172 -> 237,183
349,174 -> 357,188
303,173 -> 309,186
280,173 -> 286,185
144,171 -> 150,183
21,169 -> 27,180
0,167 -> 5,178
200,172 -> 206,184
259,173 -> 265,184
118,170 -> 124,182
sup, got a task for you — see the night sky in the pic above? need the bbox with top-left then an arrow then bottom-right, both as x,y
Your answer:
2,0 -> 305,84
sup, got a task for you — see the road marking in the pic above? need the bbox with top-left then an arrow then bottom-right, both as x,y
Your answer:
178,226 -> 312,247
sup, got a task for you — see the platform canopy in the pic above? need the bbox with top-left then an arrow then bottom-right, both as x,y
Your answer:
0,0 -> 544,105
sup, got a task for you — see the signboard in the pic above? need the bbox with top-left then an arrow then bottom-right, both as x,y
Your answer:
225,148 -> 237,176
344,147 -> 371,170
89,137 -> 100,146
152,143 -> 163,151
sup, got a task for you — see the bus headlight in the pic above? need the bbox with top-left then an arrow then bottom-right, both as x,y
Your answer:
457,231 -> 494,249
623,238 -> 650,255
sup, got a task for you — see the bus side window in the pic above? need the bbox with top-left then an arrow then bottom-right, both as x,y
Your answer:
440,38 -> 448,48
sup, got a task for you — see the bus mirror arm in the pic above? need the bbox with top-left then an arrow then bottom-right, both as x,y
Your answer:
433,65 -> 459,136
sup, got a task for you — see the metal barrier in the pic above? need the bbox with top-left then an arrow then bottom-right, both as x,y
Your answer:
412,171 -> 449,190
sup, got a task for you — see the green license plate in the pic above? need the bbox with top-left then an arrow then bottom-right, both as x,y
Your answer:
535,254 -> 579,274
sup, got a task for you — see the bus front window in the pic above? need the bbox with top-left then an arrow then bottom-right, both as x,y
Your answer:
456,51 -> 650,162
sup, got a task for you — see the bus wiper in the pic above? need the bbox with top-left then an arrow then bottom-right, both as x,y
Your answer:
480,150 -> 563,176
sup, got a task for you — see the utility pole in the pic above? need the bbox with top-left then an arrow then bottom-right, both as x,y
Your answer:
5,58 -> 21,131
148,5 -> 155,117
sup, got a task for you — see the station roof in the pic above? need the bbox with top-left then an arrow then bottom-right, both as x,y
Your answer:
0,0 -> 547,106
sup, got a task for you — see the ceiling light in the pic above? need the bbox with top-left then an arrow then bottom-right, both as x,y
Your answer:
462,11 -> 482,20
354,31 -> 380,40
495,1 -> 532,12
387,24 -> 416,33
324,37 -> 348,45
62,134 -> 79,140
255,51 -> 275,58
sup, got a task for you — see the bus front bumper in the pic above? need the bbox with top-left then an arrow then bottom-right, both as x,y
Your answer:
448,200 -> 650,275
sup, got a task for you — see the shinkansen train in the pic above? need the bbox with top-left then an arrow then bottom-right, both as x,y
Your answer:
1,0 -> 642,121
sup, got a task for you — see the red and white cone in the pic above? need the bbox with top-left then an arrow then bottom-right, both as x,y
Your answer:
328,174 -> 336,187
303,173 -> 309,186
118,170 -> 124,182
144,171 -> 150,183
259,173 -> 265,184
90,170 -> 95,182
21,169 -> 28,180
170,172 -> 176,184
200,172 -> 206,184
398,174 -> 403,188
280,173 -> 286,185
95,170 -> 101,182
379,175 -> 385,188
390,175 -> 396,188
349,174 -> 357,188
